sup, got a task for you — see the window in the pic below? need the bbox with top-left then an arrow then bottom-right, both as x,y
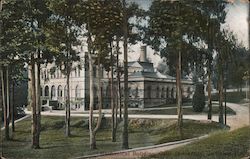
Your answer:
166,87 -> 169,98
75,85 -> 80,98
44,86 -> 49,96
156,87 -> 159,98
171,88 -> 174,98
58,85 -> 63,97
161,88 -> 165,98
51,85 -> 56,98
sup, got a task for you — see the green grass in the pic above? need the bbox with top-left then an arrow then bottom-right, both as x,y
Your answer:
145,126 -> 250,159
128,106 -> 236,115
211,91 -> 247,103
1,116 -> 224,159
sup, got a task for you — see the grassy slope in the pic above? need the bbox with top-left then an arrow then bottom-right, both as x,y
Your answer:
128,106 -> 236,115
146,126 -> 250,159
2,116 -> 223,159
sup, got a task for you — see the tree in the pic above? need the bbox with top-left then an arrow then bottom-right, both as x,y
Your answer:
145,0 -> 201,137
214,30 -> 239,125
74,0 -> 123,149
192,83 -> 205,112
144,0 -> 229,128
47,0 -> 80,137
1,0 -> 53,148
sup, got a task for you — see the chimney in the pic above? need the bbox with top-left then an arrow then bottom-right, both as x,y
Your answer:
139,45 -> 147,62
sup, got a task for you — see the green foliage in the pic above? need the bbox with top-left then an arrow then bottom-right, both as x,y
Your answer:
46,0 -> 81,74
192,83 -> 205,112
142,0 -> 228,77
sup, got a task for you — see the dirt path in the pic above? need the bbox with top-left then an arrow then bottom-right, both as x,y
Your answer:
226,102 -> 250,130
73,102 -> 249,159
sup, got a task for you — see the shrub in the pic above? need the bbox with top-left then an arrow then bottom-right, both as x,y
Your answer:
192,83 -> 205,112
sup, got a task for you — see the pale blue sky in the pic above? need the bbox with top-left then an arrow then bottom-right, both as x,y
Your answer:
128,0 -> 249,66
132,0 -> 248,47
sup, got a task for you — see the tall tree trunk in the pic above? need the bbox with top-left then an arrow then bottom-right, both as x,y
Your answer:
31,57 -> 38,148
87,33 -> 95,149
218,58 -> 224,125
65,16 -> 71,137
116,37 -> 122,120
207,65 -> 212,120
92,56 -> 103,148
1,66 -> 10,140
65,68 -> 70,137
11,80 -> 15,132
176,2 -> 183,138
176,50 -> 183,137
122,0 -> 129,149
35,54 -> 41,147
110,43 -> 116,142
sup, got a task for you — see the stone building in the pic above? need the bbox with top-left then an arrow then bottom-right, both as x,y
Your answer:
40,46 -> 193,111
102,46 -> 193,108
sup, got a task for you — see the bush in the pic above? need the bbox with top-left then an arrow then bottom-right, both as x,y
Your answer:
192,83 -> 205,112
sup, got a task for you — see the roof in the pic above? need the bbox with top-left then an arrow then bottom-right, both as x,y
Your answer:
128,61 -> 154,72
129,71 -> 176,80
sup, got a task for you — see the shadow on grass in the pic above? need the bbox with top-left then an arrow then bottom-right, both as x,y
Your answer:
40,145 -> 66,149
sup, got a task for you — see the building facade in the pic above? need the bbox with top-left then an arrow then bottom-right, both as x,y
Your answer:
40,46 -> 194,111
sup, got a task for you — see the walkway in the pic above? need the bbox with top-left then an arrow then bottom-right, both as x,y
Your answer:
69,102 -> 249,159
25,102 -> 249,130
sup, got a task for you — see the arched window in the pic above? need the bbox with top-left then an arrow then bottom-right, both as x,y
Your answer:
156,87 -> 159,98
171,88 -> 174,99
58,85 -> 63,97
44,86 -> 49,97
51,85 -> 56,98
161,88 -> 165,98
166,87 -> 169,98
75,85 -> 80,98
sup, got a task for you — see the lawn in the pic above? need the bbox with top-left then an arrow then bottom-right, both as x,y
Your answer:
128,106 -> 236,116
211,91 -> 247,103
1,116 -> 224,159
145,126 -> 250,159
